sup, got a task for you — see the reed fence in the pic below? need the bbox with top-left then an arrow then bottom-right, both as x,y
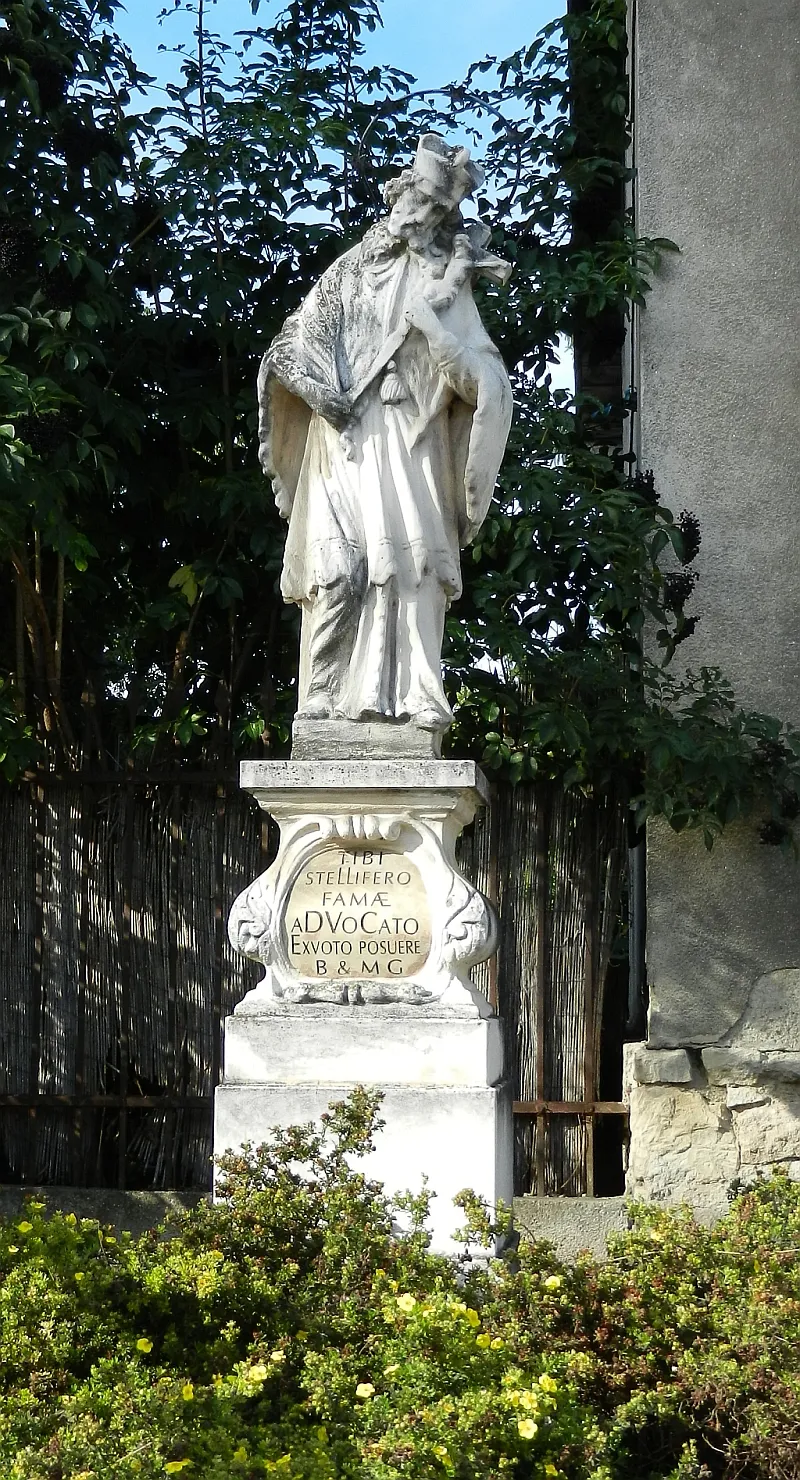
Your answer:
0,774 -> 628,1195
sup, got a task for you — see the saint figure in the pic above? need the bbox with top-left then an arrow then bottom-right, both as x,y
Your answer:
257,133 -> 513,732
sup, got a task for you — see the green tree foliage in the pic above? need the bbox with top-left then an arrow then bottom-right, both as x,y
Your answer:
0,0 -> 798,846
1,1092 -> 800,1477
0,0 -> 422,769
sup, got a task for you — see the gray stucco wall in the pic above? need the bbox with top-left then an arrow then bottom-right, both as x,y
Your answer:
634,0 -> 800,1048
630,0 -> 800,1202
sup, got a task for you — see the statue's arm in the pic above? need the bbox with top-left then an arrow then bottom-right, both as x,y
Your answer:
404,297 -> 482,406
405,295 -> 513,541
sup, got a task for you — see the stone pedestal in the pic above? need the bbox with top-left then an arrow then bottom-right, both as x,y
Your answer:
216,1005 -> 512,1253
227,759 -> 497,1015
214,758 -> 512,1252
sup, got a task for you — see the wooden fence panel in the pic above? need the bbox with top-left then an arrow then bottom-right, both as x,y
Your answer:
458,783 -> 627,1196
0,776 -> 626,1193
0,785 -> 36,1163
0,779 -> 265,1188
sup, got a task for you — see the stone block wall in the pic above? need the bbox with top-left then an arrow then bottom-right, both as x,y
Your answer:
626,980 -> 800,1211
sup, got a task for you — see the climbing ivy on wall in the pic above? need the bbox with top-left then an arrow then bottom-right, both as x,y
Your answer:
0,0 -> 798,848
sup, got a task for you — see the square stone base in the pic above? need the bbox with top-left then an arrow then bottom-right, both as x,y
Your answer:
222,1005 -> 504,1087
214,1079 -> 512,1255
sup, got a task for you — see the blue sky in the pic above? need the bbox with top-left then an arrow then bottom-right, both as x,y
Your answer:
114,0 -> 562,93
112,0 -> 574,391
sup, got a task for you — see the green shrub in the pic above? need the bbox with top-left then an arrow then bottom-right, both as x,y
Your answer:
1,1091 -> 800,1478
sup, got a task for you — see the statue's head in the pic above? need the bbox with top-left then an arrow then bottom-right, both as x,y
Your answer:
383,134 -> 483,252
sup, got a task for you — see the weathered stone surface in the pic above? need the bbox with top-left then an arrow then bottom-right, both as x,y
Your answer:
291,718 -> 442,761
628,1081 -> 800,1206
636,0 -> 800,1051
636,0 -> 800,729
626,1086 -> 738,1209
702,1047 -> 761,1085
239,758 -> 490,800
760,1053 -> 800,1081
646,824 -> 800,1048
725,969 -> 800,1052
215,1081 -> 512,1256
730,1089 -> 800,1166
703,1047 -> 800,1086
514,1197 -> 628,1260
258,132 -> 512,743
621,1041 -> 639,1104
223,1007 -> 504,1089
228,760 -> 496,1017
725,1085 -> 769,1110
632,1046 -> 694,1085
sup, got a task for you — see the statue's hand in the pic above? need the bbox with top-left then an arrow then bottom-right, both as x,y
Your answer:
404,297 -> 441,339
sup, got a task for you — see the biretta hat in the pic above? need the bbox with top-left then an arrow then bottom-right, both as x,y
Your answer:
411,133 -> 483,207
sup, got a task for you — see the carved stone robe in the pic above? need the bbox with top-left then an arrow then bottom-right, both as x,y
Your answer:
258,225 -> 513,725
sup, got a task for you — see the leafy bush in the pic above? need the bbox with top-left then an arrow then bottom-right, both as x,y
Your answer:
2,1091 -> 800,1478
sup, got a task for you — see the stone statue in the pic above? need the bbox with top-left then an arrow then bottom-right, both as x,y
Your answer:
257,133 -> 513,736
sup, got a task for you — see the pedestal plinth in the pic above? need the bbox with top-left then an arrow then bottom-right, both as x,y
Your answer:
214,758 -> 512,1252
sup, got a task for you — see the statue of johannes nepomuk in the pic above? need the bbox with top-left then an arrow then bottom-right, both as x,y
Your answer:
257,133 -> 513,733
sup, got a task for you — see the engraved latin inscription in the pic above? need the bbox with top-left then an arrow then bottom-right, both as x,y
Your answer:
284,846 -> 431,979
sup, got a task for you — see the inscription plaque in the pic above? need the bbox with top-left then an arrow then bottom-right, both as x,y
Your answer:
284,846 -> 431,980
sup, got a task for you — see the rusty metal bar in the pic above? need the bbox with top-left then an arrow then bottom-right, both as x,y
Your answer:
73,783 -> 92,1184
533,797 -> 549,1196
513,1099 -> 629,1116
486,787 -> 499,1011
166,784 -> 181,1186
582,807 -> 597,1196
